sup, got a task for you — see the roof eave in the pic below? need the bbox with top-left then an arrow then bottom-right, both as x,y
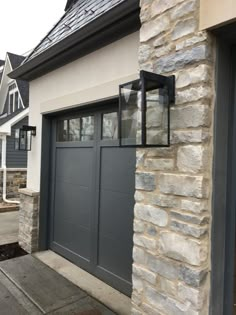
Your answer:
9,0 -> 140,81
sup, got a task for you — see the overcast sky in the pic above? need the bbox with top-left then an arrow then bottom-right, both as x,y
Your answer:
0,0 -> 66,60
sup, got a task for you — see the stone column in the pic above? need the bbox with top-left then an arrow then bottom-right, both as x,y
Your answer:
132,0 -> 215,314
18,188 -> 40,253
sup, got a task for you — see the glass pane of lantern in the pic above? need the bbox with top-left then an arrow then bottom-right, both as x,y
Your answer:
102,112 -> 118,140
57,120 -> 68,142
146,86 -> 169,146
120,80 -> 142,145
81,116 -> 94,141
26,131 -> 31,151
15,129 -> 19,150
19,129 -> 27,150
69,118 -> 80,141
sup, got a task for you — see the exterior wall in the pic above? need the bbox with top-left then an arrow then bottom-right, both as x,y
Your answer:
200,0 -> 236,30
28,31 -> 139,191
6,116 -> 28,168
132,1 -> 215,314
0,169 -> 26,200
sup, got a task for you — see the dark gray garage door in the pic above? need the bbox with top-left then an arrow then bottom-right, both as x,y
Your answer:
49,106 -> 135,295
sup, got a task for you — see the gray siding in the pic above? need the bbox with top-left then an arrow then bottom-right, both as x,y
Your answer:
6,116 -> 28,168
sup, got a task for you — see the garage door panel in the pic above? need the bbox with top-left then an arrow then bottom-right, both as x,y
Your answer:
54,182 -> 91,228
55,148 -> 94,186
100,148 -> 136,193
97,235 -> 133,283
98,190 -> 134,242
53,147 -> 94,262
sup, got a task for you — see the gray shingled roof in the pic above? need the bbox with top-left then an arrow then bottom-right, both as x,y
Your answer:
7,53 -> 29,108
24,0 -> 126,63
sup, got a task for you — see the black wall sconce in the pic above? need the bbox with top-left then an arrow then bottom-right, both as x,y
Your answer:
119,70 -> 175,147
15,125 -> 36,151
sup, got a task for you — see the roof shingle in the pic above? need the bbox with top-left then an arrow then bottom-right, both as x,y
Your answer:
24,0 -> 126,62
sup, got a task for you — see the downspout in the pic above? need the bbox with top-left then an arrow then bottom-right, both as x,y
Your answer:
1,135 -> 20,204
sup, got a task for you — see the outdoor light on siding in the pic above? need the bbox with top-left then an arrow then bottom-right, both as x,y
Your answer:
119,70 -> 175,147
15,125 -> 36,151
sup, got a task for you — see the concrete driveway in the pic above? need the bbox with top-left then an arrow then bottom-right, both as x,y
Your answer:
0,211 -> 18,246
0,255 -> 116,314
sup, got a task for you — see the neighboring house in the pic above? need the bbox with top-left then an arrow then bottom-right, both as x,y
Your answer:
9,0 -> 236,314
0,53 -> 29,200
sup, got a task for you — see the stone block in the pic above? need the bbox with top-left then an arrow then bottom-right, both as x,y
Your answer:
176,65 -> 210,89
181,199 -> 208,214
159,277 -> 177,297
177,145 -> 208,173
154,45 -> 209,73
140,15 -> 170,42
133,246 -> 147,265
134,219 -> 145,233
147,254 -> 179,280
172,18 -> 197,41
149,193 -> 179,208
132,275 -> 144,293
135,203 -> 168,227
170,0 -> 197,20
139,45 -> 151,63
145,286 -> 200,315
178,282 -> 207,309
176,87 -> 212,105
133,263 -> 157,284
134,234 -> 157,251
171,130 -> 209,144
159,173 -> 208,198
170,211 -> 209,225
179,265 -> 208,287
144,158 -> 175,171
159,232 -> 208,266
170,220 -> 207,238
151,0 -> 176,17
136,172 -> 156,191
176,32 -> 208,51
170,105 -> 210,129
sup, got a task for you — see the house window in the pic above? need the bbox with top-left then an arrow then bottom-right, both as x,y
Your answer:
8,83 -> 21,114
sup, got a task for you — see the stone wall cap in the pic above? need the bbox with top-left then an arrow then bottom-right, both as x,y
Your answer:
19,188 -> 39,197
0,168 -> 27,172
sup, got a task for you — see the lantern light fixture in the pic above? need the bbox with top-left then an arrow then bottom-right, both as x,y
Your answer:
15,125 -> 36,151
119,70 -> 175,147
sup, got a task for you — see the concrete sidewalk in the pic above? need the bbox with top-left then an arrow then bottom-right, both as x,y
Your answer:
0,211 -> 18,246
0,255 -> 116,314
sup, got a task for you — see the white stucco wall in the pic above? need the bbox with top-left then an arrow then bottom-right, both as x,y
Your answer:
28,31 -> 139,191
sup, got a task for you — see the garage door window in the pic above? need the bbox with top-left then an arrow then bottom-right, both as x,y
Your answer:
57,115 -> 94,142
102,112 -> 118,140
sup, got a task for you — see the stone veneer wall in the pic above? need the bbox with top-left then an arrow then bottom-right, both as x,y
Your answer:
132,1 -> 215,314
0,169 -> 27,201
18,189 -> 40,253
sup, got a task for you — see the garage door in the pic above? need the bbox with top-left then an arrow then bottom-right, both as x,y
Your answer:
49,106 -> 135,295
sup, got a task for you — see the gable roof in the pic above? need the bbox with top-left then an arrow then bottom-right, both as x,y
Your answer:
9,0 -> 140,81
7,53 -> 29,108
8,53 -> 25,69
0,60 -> 4,67
0,53 -> 29,127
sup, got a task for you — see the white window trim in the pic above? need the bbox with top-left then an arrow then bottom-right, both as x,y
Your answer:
8,82 -> 24,114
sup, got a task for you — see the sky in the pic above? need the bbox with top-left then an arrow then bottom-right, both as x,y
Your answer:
0,0 -> 66,60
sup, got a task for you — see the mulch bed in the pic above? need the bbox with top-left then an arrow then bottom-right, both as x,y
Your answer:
0,243 -> 27,261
